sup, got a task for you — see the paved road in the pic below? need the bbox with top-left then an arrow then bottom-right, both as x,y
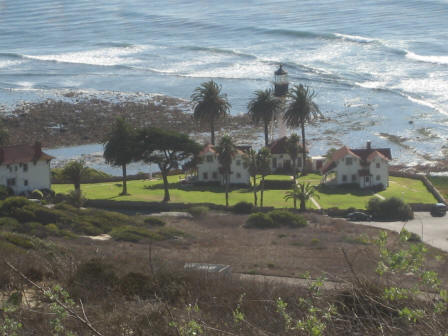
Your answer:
353,212 -> 448,252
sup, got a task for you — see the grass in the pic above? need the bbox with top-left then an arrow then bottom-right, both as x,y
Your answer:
428,176 -> 448,199
52,174 -> 437,210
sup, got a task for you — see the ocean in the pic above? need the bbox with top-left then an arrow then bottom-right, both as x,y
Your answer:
1,0 -> 448,171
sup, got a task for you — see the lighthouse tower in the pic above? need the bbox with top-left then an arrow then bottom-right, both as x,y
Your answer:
273,64 -> 289,138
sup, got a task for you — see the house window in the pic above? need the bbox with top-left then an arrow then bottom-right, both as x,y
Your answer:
297,158 -> 302,167
206,155 -> 213,162
23,163 -> 28,172
236,160 -> 241,166
212,172 -> 218,179
236,172 -> 241,178
7,178 -> 16,186
203,172 -> 208,180
284,160 -> 291,169
352,174 -> 357,182
342,175 -> 347,182
346,157 -> 353,165
14,166 -> 18,172
376,175 -> 381,181
24,179 -> 28,186
272,158 -> 277,169
279,155 -> 283,159
376,163 -> 380,168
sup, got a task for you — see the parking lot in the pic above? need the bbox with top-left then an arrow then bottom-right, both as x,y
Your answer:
353,212 -> 448,252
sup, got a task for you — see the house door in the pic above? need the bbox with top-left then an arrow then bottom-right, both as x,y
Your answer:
364,176 -> 371,187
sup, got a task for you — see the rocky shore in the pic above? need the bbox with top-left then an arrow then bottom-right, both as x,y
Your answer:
1,94 -> 256,148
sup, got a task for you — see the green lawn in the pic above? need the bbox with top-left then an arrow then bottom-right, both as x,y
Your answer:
428,176 -> 448,199
53,174 -> 437,210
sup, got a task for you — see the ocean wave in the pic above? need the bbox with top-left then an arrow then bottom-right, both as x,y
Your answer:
405,50 -> 448,65
180,45 -> 257,60
23,45 -> 146,67
0,60 -> 22,69
333,33 -> 378,43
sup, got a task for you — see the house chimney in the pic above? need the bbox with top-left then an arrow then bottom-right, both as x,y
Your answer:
366,141 -> 371,150
34,141 -> 42,158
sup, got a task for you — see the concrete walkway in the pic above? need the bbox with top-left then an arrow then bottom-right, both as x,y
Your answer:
310,197 -> 321,209
352,212 -> 448,252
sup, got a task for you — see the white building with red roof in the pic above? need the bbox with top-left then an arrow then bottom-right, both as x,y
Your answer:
321,141 -> 391,189
0,142 -> 54,194
267,136 -> 308,173
196,144 -> 251,185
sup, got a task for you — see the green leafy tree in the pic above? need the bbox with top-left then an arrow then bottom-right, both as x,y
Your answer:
135,128 -> 201,202
243,149 -> 258,207
216,135 -> 236,207
257,147 -> 272,207
284,182 -> 319,211
103,118 -> 136,195
191,80 -> 231,145
61,160 -> 88,191
247,89 -> 281,146
287,133 -> 301,208
284,84 -> 320,174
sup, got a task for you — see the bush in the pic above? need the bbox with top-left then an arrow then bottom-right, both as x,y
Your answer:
0,185 -> 13,200
0,232 -> 35,249
0,217 -> 20,231
70,260 -> 118,299
0,197 -> 31,216
367,197 -> 414,221
188,206 -> 209,218
30,189 -> 44,200
244,212 -> 276,229
120,272 -> 153,299
67,189 -> 86,208
143,216 -> 165,227
232,201 -> 254,214
110,226 -> 161,242
268,210 -> 307,228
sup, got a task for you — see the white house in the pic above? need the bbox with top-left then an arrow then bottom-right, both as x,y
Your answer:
321,142 -> 391,189
0,142 -> 54,194
196,144 -> 251,185
267,136 -> 308,173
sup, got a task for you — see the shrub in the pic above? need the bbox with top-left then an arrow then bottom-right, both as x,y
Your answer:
244,212 -> 276,229
143,216 -> 165,227
119,272 -> 153,299
188,206 -> 209,218
367,197 -> 414,221
0,232 -> 35,249
30,189 -> 44,200
110,226 -> 161,242
67,189 -> 86,208
0,217 -> 20,231
268,210 -> 307,228
0,185 -> 13,200
70,260 -> 118,299
0,197 -> 31,216
232,201 -> 254,214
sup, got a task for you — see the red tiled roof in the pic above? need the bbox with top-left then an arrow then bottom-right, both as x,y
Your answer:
267,136 -> 307,154
321,145 -> 392,174
199,144 -> 247,157
0,143 -> 54,165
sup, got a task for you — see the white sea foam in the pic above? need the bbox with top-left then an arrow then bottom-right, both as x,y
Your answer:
0,60 -> 22,68
406,50 -> 448,65
334,33 -> 377,43
355,81 -> 388,90
24,46 -> 146,66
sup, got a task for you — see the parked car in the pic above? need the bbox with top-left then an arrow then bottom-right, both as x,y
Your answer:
430,203 -> 447,217
346,211 -> 372,221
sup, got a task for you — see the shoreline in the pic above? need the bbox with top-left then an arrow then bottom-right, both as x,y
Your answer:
3,93 -> 448,174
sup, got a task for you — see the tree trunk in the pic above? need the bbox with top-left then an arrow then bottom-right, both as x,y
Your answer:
264,121 -> 269,147
74,179 -> 81,191
300,197 -> 306,212
121,164 -> 128,195
292,160 -> 297,210
301,122 -> 306,176
225,174 -> 229,207
252,175 -> 258,207
211,119 -> 215,145
260,176 -> 265,207
161,171 -> 170,202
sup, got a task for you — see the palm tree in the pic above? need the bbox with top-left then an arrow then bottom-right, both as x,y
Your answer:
287,133 -> 301,208
191,80 -> 231,145
257,147 -> 271,207
61,160 -> 89,191
247,89 -> 281,146
284,84 -> 320,175
103,118 -> 135,195
284,182 -> 319,211
243,149 -> 258,207
216,135 -> 236,207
